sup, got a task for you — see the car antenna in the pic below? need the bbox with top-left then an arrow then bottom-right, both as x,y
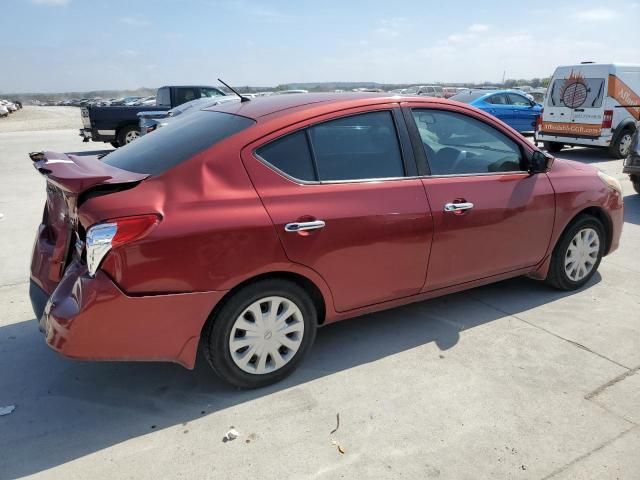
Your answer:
218,79 -> 251,102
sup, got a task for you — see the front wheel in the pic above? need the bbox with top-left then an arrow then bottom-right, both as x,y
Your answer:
631,175 -> 640,195
202,279 -> 317,388
545,215 -> 605,290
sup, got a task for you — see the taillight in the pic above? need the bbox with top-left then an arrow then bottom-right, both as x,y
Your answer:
602,110 -> 613,129
536,108 -> 543,131
85,214 -> 160,277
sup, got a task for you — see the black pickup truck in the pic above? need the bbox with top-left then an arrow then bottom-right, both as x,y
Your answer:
79,85 -> 226,147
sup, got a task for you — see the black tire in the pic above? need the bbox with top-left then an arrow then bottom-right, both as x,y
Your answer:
116,125 -> 140,147
545,215 -> 605,291
609,129 -> 634,159
543,141 -> 564,153
632,176 -> 640,195
110,141 -> 119,148
202,279 -> 317,388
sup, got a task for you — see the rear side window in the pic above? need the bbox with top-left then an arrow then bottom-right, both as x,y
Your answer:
256,131 -> 316,181
309,111 -> 404,181
157,87 -> 170,107
103,111 -> 255,176
256,111 -> 405,182
508,93 -> 532,106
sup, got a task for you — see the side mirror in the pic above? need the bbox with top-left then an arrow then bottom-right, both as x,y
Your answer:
529,150 -> 553,173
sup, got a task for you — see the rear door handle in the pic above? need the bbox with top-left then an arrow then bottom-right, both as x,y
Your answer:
444,202 -> 474,212
284,220 -> 326,232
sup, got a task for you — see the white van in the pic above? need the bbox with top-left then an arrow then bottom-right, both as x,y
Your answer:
537,63 -> 639,158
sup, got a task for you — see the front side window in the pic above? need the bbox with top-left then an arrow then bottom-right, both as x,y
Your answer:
486,94 -> 508,105
412,109 -> 524,175
309,111 -> 405,181
256,111 -> 406,182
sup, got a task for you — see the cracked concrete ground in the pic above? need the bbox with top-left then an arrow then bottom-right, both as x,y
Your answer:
0,118 -> 638,479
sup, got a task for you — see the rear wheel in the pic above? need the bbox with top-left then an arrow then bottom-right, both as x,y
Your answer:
202,279 -> 317,388
116,126 -> 140,147
545,215 -> 605,290
609,129 -> 634,159
543,141 -> 564,153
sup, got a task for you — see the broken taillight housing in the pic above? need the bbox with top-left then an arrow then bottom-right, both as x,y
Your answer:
85,214 -> 160,277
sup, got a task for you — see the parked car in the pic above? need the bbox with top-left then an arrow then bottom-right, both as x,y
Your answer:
1,100 -> 18,112
623,122 -> 640,194
0,105 -> 8,117
403,85 -> 445,97
29,93 -> 623,388
11,100 -> 22,109
537,63 -> 639,158
443,87 -> 458,98
80,85 -> 226,147
138,95 -> 239,136
450,89 -> 542,133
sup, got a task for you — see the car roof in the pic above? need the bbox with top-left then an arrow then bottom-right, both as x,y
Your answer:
203,92 -> 450,120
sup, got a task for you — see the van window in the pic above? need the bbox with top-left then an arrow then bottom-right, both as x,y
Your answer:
156,87 -> 170,107
547,77 -> 605,108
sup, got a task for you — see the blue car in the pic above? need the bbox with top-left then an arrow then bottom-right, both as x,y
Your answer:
450,89 -> 542,133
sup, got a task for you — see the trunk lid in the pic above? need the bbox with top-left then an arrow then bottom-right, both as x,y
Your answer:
30,151 -> 148,285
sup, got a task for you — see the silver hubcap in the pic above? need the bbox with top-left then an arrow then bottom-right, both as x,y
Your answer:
229,296 -> 304,375
619,133 -> 632,156
125,130 -> 140,143
564,228 -> 600,281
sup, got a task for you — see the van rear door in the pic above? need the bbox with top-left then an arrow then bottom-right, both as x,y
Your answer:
542,66 -> 608,137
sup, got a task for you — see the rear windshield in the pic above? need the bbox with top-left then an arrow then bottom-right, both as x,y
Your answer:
103,111 -> 255,175
547,77 -> 605,108
449,91 -> 490,103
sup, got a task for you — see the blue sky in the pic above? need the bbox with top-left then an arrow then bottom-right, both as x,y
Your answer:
2,0 -> 639,93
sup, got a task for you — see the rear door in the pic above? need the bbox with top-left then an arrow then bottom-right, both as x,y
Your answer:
406,104 -> 555,290
242,107 -> 433,312
484,94 -> 514,125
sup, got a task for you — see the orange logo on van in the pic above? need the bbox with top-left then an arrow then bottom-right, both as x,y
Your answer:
560,71 -> 589,109
540,122 -> 601,137
608,75 -> 640,120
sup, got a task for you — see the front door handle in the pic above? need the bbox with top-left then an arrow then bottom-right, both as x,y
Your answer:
444,202 -> 474,213
284,220 -> 326,232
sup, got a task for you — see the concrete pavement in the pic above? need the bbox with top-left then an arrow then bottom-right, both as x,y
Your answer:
0,128 -> 638,479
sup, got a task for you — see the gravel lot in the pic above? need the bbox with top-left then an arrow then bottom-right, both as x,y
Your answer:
0,106 -> 82,133
0,109 -> 638,479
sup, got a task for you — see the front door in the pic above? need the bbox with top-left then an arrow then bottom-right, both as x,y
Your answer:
242,108 -> 433,312
408,106 -> 555,291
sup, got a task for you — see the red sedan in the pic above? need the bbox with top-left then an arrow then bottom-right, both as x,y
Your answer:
29,93 -> 624,388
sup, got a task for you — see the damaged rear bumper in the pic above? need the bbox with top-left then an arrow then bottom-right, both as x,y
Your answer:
30,261 -> 226,369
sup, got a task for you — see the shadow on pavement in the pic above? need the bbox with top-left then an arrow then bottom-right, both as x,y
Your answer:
0,274 -> 598,479
552,146 -> 614,164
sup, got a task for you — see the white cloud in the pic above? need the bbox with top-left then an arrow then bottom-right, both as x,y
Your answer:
468,23 -> 489,33
573,7 -> 618,21
31,0 -> 70,5
119,17 -> 149,27
373,17 -> 407,38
